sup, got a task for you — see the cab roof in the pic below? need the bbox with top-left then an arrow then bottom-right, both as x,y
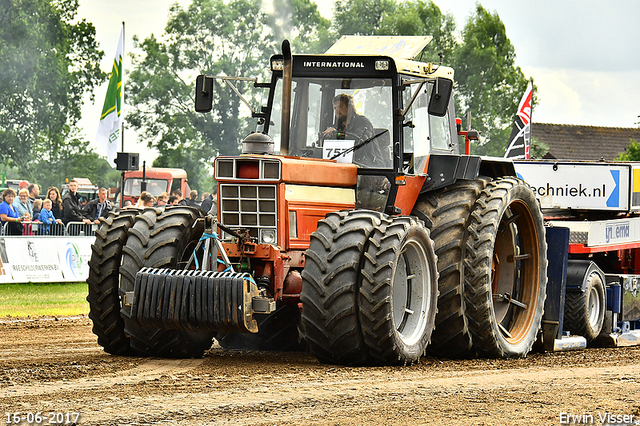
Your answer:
324,35 -> 454,81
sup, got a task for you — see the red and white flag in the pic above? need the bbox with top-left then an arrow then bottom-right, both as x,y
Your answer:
504,81 -> 533,159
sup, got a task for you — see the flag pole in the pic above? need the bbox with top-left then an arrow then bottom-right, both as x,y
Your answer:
120,21 -> 125,208
121,21 -> 125,152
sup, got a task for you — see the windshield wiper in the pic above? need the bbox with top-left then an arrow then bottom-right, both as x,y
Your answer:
330,129 -> 389,160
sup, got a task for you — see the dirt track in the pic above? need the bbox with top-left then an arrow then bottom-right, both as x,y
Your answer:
1,316 -> 640,426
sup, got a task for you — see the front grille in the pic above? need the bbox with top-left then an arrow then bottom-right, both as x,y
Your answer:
220,184 -> 277,242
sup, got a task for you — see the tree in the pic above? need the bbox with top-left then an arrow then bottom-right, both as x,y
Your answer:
616,138 -> 640,161
377,0 -> 457,63
332,0 -> 394,36
29,130 -> 120,192
0,0 -> 104,177
126,0 -> 329,191
454,5 -> 529,156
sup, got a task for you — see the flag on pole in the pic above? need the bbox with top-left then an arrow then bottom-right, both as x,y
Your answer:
96,27 -> 124,164
504,80 -> 533,159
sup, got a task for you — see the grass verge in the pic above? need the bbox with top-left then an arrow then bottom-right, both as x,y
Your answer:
0,282 -> 89,317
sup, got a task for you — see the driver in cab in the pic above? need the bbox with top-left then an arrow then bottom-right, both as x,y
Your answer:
322,93 -> 374,143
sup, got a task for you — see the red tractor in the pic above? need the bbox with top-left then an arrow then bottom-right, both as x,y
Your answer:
87,36 -> 546,365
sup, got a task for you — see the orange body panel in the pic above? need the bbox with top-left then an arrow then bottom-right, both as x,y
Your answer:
280,157 -> 358,187
394,175 -> 427,215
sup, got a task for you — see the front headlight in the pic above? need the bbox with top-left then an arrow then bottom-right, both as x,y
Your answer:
260,229 -> 276,244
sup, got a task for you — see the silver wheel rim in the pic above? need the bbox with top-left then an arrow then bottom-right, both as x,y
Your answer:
392,238 -> 431,346
588,284 -> 602,328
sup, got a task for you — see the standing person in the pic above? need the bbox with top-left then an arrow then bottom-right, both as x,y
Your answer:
0,189 -> 23,235
62,179 -> 91,225
13,189 -> 32,220
27,183 -> 40,205
200,188 -> 216,216
139,192 -> 155,207
31,199 -> 42,219
38,199 -> 63,235
187,190 -> 200,208
155,192 -> 169,206
46,187 -> 64,221
171,189 -> 188,206
83,188 -> 113,224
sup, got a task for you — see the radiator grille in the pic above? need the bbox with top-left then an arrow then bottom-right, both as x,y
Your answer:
220,184 -> 277,242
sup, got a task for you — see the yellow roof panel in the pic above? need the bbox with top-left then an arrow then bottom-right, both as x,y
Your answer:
325,36 -> 433,60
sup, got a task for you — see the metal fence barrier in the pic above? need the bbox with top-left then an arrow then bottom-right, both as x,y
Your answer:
1,221 -> 97,237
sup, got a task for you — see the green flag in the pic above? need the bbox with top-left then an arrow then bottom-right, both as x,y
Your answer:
96,27 -> 123,163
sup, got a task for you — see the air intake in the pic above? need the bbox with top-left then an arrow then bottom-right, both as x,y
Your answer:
242,132 -> 274,155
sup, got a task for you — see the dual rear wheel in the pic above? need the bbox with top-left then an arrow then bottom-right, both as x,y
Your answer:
300,210 -> 439,366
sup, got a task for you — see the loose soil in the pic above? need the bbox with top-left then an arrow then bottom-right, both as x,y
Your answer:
1,316 -> 639,425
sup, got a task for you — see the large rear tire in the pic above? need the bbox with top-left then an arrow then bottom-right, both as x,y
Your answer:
119,206 -> 215,358
464,178 -> 547,358
359,216 -> 438,365
412,179 -> 487,357
300,210 -> 384,366
564,272 -> 606,343
86,210 -> 138,355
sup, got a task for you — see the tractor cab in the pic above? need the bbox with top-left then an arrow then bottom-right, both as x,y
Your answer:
196,36 -> 459,214
262,36 -> 457,175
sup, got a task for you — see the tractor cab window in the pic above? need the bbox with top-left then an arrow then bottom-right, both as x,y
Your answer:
270,77 -> 394,170
402,78 -> 454,174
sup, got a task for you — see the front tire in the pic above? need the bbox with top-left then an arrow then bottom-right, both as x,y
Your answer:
86,211 -> 138,355
359,216 -> 438,365
464,178 -> 547,358
300,210 -> 384,365
119,206 -> 215,358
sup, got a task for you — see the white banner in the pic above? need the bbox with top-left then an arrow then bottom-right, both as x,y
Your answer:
515,162 -> 629,211
0,237 -> 94,284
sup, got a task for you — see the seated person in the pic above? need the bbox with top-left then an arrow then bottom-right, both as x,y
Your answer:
322,93 -> 374,143
322,93 -> 390,168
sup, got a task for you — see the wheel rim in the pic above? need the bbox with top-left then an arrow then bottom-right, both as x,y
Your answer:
392,238 -> 431,346
588,283 -> 602,328
491,199 -> 541,345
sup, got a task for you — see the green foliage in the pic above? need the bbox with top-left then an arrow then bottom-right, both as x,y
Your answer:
331,1 -> 529,156
530,137 -> 549,160
332,0 -> 395,35
616,138 -> 640,161
454,5 -> 530,155
0,0 -> 108,190
127,0 -> 329,192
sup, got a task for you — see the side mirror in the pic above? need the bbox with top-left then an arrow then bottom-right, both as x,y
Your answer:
428,77 -> 453,117
195,75 -> 214,112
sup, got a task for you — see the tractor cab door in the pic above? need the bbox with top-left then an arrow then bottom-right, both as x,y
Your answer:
401,77 -> 458,175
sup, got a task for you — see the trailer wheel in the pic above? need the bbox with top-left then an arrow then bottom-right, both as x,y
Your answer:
564,272 -> 606,343
464,177 -> 547,357
119,206 -> 215,358
300,210 -> 384,366
216,304 -> 306,351
86,210 -> 138,355
359,216 -> 438,365
412,179 -> 487,357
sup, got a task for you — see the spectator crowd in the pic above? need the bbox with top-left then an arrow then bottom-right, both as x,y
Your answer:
0,180 -> 217,236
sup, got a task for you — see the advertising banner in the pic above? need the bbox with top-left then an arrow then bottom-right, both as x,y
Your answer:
515,162 -> 630,211
0,236 -> 94,284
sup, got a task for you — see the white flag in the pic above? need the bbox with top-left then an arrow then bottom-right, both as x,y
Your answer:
96,27 -> 124,164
